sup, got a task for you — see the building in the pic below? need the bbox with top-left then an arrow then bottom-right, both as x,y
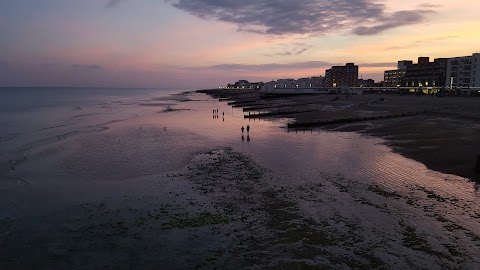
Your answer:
295,76 -> 326,88
249,82 -> 263,90
260,76 -> 328,93
261,79 -> 294,92
236,80 -> 251,89
276,79 -> 297,88
384,70 -> 405,87
384,60 -> 413,87
402,57 -> 448,87
445,53 -> 480,87
310,76 -> 327,87
357,79 -> 375,87
226,80 -> 263,90
325,63 -> 358,87
226,80 -> 251,89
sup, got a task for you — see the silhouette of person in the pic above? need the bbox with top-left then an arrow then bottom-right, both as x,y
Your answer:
241,126 -> 244,133
246,125 -> 250,133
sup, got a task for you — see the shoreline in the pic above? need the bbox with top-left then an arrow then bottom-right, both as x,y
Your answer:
2,89 -> 480,268
200,89 -> 480,181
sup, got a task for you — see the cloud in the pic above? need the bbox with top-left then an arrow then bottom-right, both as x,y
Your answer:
199,61 -> 336,72
359,62 -> 397,68
165,0 -> 436,36
71,64 -> 104,72
352,10 -> 434,35
106,0 -> 127,8
265,47 -> 310,57
196,61 -> 395,72
385,35 -> 459,50
418,3 -> 442,8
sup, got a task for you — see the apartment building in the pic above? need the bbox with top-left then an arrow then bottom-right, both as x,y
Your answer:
445,53 -> 480,87
402,57 -> 448,87
326,63 -> 358,87
384,60 -> 413,87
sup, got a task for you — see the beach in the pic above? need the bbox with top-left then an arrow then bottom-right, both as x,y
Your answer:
1,88 -> 479,269
203,89 -> 480,182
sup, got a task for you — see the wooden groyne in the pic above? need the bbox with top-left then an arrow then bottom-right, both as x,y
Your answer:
423,110 -> 480,122
227,99 -> 260,106
242,101 -> 321,112
244,109 -> 318,119
287,111 -> 423,128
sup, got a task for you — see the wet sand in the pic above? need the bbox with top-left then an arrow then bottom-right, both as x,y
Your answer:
1,90 -> 480,269
203,89 -> 480,182
4,144 -> 479,269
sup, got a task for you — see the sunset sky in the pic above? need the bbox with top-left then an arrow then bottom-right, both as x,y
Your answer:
1,0 -> 479,88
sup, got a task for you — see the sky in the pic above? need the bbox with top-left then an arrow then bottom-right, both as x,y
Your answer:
1,0 -> 479,89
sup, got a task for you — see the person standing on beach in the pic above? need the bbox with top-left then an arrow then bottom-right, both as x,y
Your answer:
241,126 -> 244,134
246,125 -> 250,133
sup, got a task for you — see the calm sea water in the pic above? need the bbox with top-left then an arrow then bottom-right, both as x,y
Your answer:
0,87 -> 184,113
0,87 -> 188,145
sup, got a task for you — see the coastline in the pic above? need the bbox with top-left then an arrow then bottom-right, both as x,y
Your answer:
200,89 -> 480,182
2,89 -> 480,269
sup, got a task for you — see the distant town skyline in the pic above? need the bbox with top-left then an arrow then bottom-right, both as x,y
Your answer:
1,0 -> 479,88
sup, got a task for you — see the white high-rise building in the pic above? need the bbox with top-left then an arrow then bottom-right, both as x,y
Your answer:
446,53 -> 480,87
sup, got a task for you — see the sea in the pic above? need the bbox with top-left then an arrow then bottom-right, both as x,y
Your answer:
1,87 -> 479,269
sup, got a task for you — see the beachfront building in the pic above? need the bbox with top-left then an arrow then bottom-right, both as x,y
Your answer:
249,82 -> 263,90
261,80 -> 291,92
384,70 -> 405,87
263,76 -> 327,89
384,60 -> 413,87
226,80 -> 263,90
260,76 -> 329,94
296,77 -> 311,88
374,81 -> 385,87
236,80 -> 251,89
357,79 -> 375,87
402,57 -> 448,87
445,53 -> 480,88
277,78 -> 297,88
310,76 -> 327,87
326,63 -> 358,87
261,81 -> 277,91
295,76 -> 326,88
226,80 -> 250,89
